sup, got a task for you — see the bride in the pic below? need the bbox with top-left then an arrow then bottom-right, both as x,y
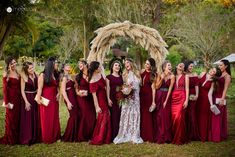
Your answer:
113,58 -> 143,144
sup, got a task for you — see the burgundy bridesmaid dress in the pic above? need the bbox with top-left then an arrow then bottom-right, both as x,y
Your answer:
186,76 -> 199,141
196,74 -> 212,142
140,70 -> 155,142
89,77 -> 111,145
210,76 -> 228,142
171,75 -> 188,145
76,77 -> 96,141
20,76 -> 40,145
0,77 -> 21,145
39,79 -> 61,144
106,74 -> 123,140
62,80 -> 79,142
155,79 -> 172,143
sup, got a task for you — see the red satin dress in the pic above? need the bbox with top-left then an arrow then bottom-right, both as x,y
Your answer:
39,79 -> 61,144
76,77 -> 96,141
196,74 -> 212,142
89,77 -> 111,145
171,75 -> 188,145
0,77 -> 21,145
106,74 -> 123,140
210,76 -> 228,142
155,79 -> 172,143
20,76 -> 40,145
62,80 -> 79,142
186,76 -> 199,141
140,70 -> 155,142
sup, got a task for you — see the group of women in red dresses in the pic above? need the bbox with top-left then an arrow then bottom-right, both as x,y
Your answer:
0,56 -> 231,145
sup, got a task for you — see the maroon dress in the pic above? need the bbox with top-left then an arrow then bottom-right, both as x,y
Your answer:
210,76 -> 228,142
155,79 -> 172,143
62,80 -> 79,142
89,77 -> 111,145
106,74 -> 123,140
19,76 -> 40,145
196,74 -> 212,142
186,76 -> 199,141
171,75 -> 188,145
140,71 -> 155,142
0,77 -> 21,145
76,77 -> 96,141
39,79 -> 61,144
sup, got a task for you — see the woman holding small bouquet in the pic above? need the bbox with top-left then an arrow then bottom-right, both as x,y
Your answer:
113,58 -> 143,144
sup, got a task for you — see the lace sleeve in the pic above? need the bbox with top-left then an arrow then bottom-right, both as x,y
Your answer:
128,72 -> 140,90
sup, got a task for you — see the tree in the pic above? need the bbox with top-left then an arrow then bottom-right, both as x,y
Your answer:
172,2 -> 233,68
0,0 -> 39,58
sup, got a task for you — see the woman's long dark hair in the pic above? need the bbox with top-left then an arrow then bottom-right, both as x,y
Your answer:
212,67 -> 222,92
88,61 -> 100,82
76,60 -> 88,85
5,56 -> 15,72
110,60 -> 122,76
220,59 -> 231,76
184,60 -> 194,72
43,57 -> 55,85
147,58 -> 157,83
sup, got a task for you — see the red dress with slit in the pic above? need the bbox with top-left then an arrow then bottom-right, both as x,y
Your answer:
0,77 -> 21,145
89,77 -> 111,145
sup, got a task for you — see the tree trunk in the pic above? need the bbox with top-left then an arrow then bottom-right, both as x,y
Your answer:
152,0 -> 162,28
0,21 -> 13,59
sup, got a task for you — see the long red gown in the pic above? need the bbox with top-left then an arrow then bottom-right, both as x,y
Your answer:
106,74 -> 123,140
39,79 -> 61,144
0,77 -> 21,145
20,76 -> 40,145
89,77 -> 111,145
171,75 -> 188,145
62,80 -> 79,142
196,74 -> 212,142
155,79 -> 172,143
210,76 -> 228,142
186,76 -> 199,141
76,77 -> 96,141
140,70 -> 155,142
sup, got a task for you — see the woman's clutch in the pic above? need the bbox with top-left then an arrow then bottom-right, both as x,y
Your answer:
35,96 -> 50,106
210,104 -> 221,115
215,98 -> 226,105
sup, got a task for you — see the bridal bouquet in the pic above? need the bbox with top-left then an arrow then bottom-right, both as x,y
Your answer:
115,84 -> 133,105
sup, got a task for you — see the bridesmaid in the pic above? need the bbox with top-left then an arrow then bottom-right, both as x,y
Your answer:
196,67 -> 219,142
35,57 -> 61,144
184,61 -> 200,141
140,58 -> 156,142
209,60 -> 231,142
0,57 -> 21,145
19,61 -> 39,145
61,62 -> 79,142
171,63 -> 189,145
106,60 -> 123,140
88,61 -> 111,145
75,60 -> 96,141
152,60 -> 174,143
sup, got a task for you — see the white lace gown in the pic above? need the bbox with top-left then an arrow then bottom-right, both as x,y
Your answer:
113,71 -> 143,144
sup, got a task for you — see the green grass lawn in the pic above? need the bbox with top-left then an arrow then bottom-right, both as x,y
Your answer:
0,69 -> 235,156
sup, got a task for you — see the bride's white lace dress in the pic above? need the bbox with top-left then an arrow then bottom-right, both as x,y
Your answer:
113,71 -> 143,144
